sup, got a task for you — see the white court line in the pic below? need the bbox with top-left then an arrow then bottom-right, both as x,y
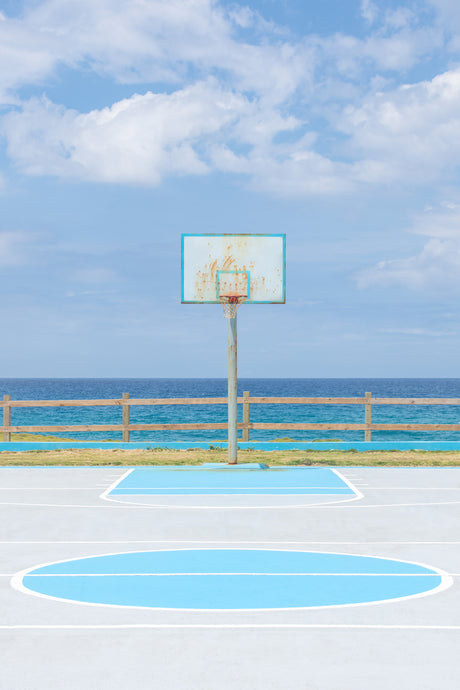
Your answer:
2,465 -> 460,510
322,499 -> 460,509
2,540 -> 460,545
330,468 -> 363,504
99,467 -> 134,502
1,624 -> 459,630
0,502 -> 139,508
0,486 -> 355,490
4,567 -> 446,577
2,498 -> 460,509
99,493 -> 460,510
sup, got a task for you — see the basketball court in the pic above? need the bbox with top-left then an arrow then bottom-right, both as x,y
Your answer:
1,464 -> 459,689
2,236 -> 459,687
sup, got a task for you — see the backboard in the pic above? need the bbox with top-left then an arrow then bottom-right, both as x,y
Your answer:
181,234 -> 285,304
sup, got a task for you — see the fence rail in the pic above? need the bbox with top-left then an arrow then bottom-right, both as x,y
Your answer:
3,391 -> 460,442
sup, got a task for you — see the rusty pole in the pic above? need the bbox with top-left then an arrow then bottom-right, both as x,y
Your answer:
227,313 -> 238,464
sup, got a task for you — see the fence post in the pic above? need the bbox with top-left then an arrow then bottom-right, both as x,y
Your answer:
242,391 -> 250,442
122,393 -> 130,442
3,395 -> 11,442
365,391 -> 372,442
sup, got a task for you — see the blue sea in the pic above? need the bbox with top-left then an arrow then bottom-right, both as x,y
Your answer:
2,378 -> 460,443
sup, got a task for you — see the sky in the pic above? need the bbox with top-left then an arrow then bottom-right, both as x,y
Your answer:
2,0 -> 460,378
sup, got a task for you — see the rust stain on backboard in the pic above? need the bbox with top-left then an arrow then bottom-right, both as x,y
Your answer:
185,234 -> 285,303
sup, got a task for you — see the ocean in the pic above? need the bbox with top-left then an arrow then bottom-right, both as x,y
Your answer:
2,378 -> 460,443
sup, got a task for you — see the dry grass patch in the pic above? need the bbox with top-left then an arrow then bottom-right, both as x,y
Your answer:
1,447 -> 460,467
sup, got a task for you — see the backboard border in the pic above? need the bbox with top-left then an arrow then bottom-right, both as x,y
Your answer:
181,233 -> 286,304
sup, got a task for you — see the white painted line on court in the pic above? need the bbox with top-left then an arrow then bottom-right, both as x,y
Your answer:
0,469 -> 140,509
2,540 -> 460,545
99,468 -> 134,501
0,502 -> 136,508
1,624 -> 459,630
99,495 -> 365,509
328,468 -> 363,504
0,484 -> 309,491
2,497 -> 460,509
11,572 -> 460,577
95,494 -> 460,509
329,499 -> 460,509
2,484 -> 460,509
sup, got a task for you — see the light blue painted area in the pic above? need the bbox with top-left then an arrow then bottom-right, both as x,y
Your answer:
111,487 -> 352,494
4,440 -> 460,452
22,550 -> 443,609
108,467 -> 354,495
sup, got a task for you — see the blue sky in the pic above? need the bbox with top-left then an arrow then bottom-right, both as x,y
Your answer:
2,0 -> 460,377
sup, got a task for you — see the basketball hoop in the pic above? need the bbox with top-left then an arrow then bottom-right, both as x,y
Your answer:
219,295 -> 246,319
182,233 -> 286,465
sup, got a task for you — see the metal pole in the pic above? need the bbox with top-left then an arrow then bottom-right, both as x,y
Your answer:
227,313 -> 238,464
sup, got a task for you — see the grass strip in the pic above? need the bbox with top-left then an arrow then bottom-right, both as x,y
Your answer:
1,447 -> 460,466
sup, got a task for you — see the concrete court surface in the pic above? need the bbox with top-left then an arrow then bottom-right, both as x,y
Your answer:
0,465 -> 459,690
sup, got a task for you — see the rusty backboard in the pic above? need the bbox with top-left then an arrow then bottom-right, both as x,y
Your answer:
181,234 -> 286,304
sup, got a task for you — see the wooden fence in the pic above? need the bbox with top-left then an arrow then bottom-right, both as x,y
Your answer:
3,391 -> 460,442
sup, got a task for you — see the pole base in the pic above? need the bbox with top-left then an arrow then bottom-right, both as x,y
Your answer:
202,462 -> 268,469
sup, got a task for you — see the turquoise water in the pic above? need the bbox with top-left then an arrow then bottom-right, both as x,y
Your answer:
2,378 -> 460,442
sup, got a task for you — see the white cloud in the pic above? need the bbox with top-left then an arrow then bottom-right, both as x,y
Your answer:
0,0 -> 312,104
0,230 -> 34,266
4,84 -> 357,194
0,0 -> 229,88
73,267 -> 119,284
4,78 -> 351,194
361,1 -> 379,25
356,204 -> 460,290
2,81 -> 249,184
339,66 -> 460,185
318,20 -> 441,78
405,202 -> 460,238
0,0 -> 457,198
0,20 -> 57,101
427,0 -> 460,47
7,59 -> 460,196
379,327 -> 455,336
0,0 -> 443,107
244,149 -> 355,196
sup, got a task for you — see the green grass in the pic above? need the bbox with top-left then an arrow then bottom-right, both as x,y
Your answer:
2,433 -> 460,466
1,446 -> 460,466
6,433 -> 84,442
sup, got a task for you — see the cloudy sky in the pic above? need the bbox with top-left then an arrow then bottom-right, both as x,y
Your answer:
2,0 -> 460,377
